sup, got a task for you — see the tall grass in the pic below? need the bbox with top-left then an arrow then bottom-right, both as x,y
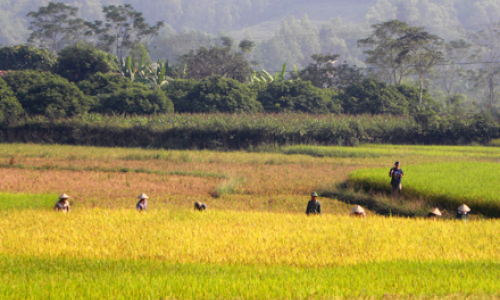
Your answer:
1,113 -> 497,149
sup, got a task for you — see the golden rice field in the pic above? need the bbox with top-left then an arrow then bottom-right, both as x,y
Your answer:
1,143 -> 500,299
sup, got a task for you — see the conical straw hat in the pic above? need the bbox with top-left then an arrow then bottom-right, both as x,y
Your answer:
138,193 -> 149,199
458,204 -> 471,213
429,208 -> 442,216
351,205 -> 365,213
59,193 -> 70,199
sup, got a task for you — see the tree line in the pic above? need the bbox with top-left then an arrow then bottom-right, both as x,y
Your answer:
1,2 -> 500,123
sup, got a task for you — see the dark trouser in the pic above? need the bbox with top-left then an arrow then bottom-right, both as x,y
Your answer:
391,183 -> 402,196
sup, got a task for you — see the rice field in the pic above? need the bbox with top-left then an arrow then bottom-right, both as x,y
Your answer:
349,162 -> 500,217
1,143 -> 500,299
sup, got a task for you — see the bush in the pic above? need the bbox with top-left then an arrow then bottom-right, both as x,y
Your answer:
2,71 -> 92,117
187,76 -> 262,113
257,81 -> 342,113
0,45 -> 56,71
100,87 -> 174,115
0,78 -> 23,123
341,79 -> 410,115
54,44 -> 113,82
78,73 -> 137,97
162,79 -> 198,113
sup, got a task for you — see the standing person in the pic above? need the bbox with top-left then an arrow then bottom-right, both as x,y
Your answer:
54,194 -> 70,212
136,193 -> 149,211
306,192 -> 321,215
389,161 -> 404,197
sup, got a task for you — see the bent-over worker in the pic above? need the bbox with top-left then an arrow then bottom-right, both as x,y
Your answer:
306,192 -> 321,215
136,193 -> 149,211
54,194 -> 70,212
350,205 -> 366,218
195,202 -> 207,211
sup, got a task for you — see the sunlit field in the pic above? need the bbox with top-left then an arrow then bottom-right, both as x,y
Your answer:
350,162 -> 500,216
1,143 -> 500,299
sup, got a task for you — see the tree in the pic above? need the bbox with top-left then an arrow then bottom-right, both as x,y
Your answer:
77,73 -> 138,97
257,80 -> 341,114
358,20 -> 413,85
161,79 -> 199,113
54,44 -> 113,82
436,40 -> 472,106
186,76 -> 262,113
468,23 -> 500,108
293,53 -> 365,90
2,71 -> 92,118
0,45 -> 56,71
26,2 -> 84,53
85,4 -> 164,59
100,87 -> 174,115
340,79 -> 410,115
178,37 -> 254,83
395,27 -> 445,105
0,78 -> 23,124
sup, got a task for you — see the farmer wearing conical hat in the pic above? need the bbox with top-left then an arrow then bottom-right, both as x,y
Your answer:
457,204 -> 471,220
306,192 -> 321,215
350,205 -> 366,218
389,161 -> 404,197
136,193 -> 149,211
53,194 -> 70,212
425,208 -> 442,219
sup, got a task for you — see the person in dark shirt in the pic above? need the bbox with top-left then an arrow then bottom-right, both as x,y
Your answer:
389,161 -> 404,197
306,192 -> 321,215
136,193 -> 149,211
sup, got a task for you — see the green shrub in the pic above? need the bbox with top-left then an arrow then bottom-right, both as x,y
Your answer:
161,79 -> 198,113
341,79 -> 410,115
2,71 -> 92,117
78,73 -> 137,97
100,87 -> 174,115
187,76 -> 262,113
54,44 -> 112,82
0,78 -> 23,123
0,45 -> 55,71
257,81 -> 341,113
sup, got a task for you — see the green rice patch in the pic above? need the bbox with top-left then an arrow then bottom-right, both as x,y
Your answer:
0,193 -> 56,210
0,256 -> 499,299
349,162 -> 500,217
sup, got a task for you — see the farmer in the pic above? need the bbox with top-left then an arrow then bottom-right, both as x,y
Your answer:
349,205 -> 366,218
194,202 -> 207,211
53,194 -> 70,212
389,161 -> 404,197
305,192 -> 321,215
457,204 -> 471,221
136,193 -> 149,211
425,208 -> 442,219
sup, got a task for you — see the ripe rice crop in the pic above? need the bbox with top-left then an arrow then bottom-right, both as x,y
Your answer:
1,209 -> 500,267
349,162 -> 500,216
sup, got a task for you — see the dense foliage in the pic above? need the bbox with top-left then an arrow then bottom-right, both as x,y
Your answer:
0,45 -> 55,71
257,80 -> 341,114
0,78 -> 23,124
2,71 -> 92,118
99,87 -> 174,115
185,77 -> 262,113
0,113 -> 497,149
54,45 -> 112,82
